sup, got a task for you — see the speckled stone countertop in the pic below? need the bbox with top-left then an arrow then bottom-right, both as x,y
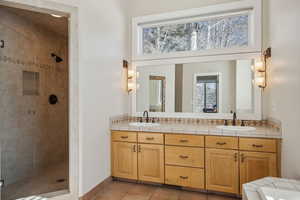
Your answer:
243,177 -> 300,200
110,122 -> 282,139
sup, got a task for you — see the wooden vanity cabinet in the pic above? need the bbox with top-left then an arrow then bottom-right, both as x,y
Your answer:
112,131 -> 164,183
112,142 -> 138,180
138,144 -> 164,183
206,148 -> 239,194
239,138 -> 279,193
165,134 -> 205,189
111,131 -> 281,195
240,152 -> 277,187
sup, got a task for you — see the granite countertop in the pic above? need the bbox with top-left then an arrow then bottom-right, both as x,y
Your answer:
110,122 -> 282,139
243,177 -> 300,200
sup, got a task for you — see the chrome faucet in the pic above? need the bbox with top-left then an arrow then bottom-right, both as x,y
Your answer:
232,112 -> 237,126
143,110 -> 149,123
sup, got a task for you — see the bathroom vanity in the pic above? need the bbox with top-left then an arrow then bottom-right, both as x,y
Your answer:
110,122 -> 281,196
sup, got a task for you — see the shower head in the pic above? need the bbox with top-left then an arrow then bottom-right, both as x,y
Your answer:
51,53 -> 63,63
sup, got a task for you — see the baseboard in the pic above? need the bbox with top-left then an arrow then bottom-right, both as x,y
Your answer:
80,176 -> 112,200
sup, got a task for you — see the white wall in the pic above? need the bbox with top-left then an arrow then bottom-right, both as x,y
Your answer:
236,60 -> 253,113
263,0 -> 300,179
42,0 -> 131,196
128,0 -> 240,17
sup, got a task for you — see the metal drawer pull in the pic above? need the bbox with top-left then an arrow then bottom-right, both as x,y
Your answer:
179,155 -> 189,159
180,176 -> 189,179
121,136 -> 129,139
180,139 -> 189,143
252,144 -> 264,148
216,142 -> 227,145
146,137 -> 154,140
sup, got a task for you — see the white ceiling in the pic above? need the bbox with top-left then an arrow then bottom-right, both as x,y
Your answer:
0,5 -> 68,37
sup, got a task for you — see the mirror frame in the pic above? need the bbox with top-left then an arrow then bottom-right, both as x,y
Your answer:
131,53 -> 262,120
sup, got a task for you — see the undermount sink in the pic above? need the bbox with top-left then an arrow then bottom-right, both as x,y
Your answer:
217,125 -> 256,132
129,122 -> 160,127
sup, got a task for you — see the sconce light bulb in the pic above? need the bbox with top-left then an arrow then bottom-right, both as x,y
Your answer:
128,70 -> 135,78
256,77 -> 265,88
128,82 -> 135,91
255,61 -> 264,71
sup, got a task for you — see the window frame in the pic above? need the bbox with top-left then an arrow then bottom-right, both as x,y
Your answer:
193,73 -> 222,113
132,0 -> 262,61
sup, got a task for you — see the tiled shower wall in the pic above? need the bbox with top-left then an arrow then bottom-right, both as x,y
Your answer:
0,8 -> 68,185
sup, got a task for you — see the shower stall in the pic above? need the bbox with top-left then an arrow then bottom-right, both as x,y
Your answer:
0,5 -> 69,200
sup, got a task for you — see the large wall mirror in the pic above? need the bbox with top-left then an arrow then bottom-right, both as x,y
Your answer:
133,55 -> 262,120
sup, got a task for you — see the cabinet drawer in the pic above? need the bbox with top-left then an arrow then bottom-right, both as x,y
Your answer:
165,165 -> 204,189
165,146 -> 204,168
239,138 -> 277,153
112,131 -> 137,143
165,134 -> 204,147
138,132 -> 164,144
206,136 -> 238,150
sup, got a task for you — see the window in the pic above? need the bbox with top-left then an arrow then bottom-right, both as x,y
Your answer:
133,0 -> 262,60
193,75 -> 219,113
143,14 -> 249,55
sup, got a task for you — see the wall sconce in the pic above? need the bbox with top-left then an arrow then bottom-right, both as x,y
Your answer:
255,47 -> 271,89
123,60 -> 134,93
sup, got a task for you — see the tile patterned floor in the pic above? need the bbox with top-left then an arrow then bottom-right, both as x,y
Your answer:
93,181 -> 240,200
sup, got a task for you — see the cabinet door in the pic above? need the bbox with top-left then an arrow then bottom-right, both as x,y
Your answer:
112,142 -> 138,180
240,152 -> 277,190
206,149 -> 239,194
138,144 -> 164,183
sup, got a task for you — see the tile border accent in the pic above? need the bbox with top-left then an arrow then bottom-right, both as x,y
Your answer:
110,114 -> 281,131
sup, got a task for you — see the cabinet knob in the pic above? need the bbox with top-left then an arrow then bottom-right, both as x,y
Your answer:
234,153 -> 238,162
216,142 -> 227,145
146,137 -> 154,140
121,136 -> 129,139
133,145 -> 136,152
241,153 -> 246,163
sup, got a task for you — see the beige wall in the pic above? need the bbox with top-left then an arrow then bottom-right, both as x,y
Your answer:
263,0 -> 300,179
0,7 -> 68,185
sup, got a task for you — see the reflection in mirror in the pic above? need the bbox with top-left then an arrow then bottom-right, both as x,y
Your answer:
136,59 -> 255,115
193,75 -> 219,113
149,76 -> 166,112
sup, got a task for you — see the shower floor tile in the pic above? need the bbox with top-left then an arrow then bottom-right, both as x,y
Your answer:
3,162 -> 68,200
